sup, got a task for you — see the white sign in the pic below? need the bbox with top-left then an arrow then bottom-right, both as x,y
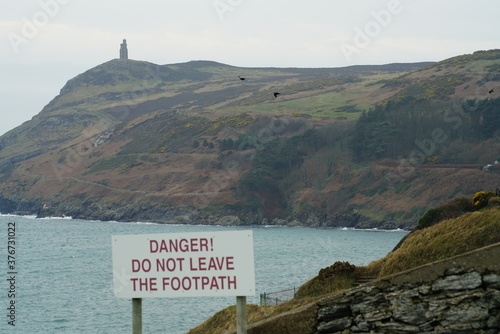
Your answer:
112,230 -> 255,298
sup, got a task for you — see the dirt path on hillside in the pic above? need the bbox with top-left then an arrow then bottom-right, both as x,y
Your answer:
377,163 -> 485,170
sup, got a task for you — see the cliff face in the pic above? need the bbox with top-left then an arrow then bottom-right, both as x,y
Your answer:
0,51 -> 499,226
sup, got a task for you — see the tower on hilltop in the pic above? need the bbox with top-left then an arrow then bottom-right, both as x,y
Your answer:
120,39 -> 128,59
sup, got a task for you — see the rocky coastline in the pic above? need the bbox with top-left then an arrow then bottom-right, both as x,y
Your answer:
0,195 -> 415,230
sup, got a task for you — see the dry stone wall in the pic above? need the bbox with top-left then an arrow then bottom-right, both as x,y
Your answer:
316,243 -> 500,334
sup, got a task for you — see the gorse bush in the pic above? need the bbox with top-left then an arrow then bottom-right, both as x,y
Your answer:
472,191 -> 495,209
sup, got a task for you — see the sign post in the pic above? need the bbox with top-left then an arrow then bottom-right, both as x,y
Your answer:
112,230 -> 255,333
236,296 -> 247,334
132,298 -> 142,334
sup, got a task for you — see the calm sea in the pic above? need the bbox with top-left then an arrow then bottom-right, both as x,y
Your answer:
0,215 -> 407,334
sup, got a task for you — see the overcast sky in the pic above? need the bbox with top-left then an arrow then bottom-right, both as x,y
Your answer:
1,0 -> 498,136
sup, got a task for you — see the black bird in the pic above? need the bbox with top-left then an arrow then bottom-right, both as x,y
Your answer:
273,92 -> 281,98
489,88 -> 494,94
238,76 -> 245,81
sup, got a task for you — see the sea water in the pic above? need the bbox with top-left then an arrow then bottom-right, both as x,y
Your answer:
0,215 -> 407,334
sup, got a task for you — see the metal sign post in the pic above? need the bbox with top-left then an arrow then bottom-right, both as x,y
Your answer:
236,296 -> 247,334
132,298 -> 142,334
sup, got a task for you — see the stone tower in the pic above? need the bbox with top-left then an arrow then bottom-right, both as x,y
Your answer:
120,39 -> 128,59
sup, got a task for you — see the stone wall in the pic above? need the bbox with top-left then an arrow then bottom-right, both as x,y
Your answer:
228,243 -> 500,334
316,242 -> 500,333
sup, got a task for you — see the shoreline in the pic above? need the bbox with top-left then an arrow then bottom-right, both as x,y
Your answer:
0,212 -> 412,232
0,195 -> 415,231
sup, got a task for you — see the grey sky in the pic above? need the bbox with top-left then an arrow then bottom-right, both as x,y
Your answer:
1,0 -> 498,136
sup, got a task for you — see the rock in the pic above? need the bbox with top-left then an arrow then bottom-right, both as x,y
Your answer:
270,218 -> 288,225
392,300 -> 429,325
216,215 -> 242,226
350,319 -> 370,332
375,321 -> 421,333
317,317 -> 352,333
432,272 -> 482,291
93,130 -> 114,146
482,289 -> 500,308
427,297 -> 449,317
317,304 -> 352,322
445,267 -> 466,275
350,292 -> 389,317
484,273 -> 500,288
418,284 -> 432,295
361,307 -> 392,322
442,304 -> 489,324
487,315 -> 500,328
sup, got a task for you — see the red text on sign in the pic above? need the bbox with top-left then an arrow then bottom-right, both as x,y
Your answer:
189,256 -> 235,271
149,238 -> 213,253
130,277 -> 158,291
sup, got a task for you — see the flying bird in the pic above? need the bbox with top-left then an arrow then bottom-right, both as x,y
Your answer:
238,76 -> 245,81
273,92 -> 281,98
489,88 -> 494,94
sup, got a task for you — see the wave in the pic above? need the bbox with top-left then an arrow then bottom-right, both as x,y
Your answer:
338,227 -> 409,232
0,213 -> 38,219
39,216 -> 73,220
122,221 -> 160,225
0,213 -> 75,220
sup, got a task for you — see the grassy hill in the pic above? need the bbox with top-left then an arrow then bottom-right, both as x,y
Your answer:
0,59 -> 424,169
189,199 -> 500,333
0,50 -> 499,226
368,208 -> 500,277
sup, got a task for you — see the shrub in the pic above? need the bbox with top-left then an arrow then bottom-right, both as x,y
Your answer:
417,208 -> 442,230
294,261 -> 357,299
439,197 -> 476,217
317,261 -> 356,279
488,197 -> 500,208
472,191 -> 495,209
416,197 -> 476,230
